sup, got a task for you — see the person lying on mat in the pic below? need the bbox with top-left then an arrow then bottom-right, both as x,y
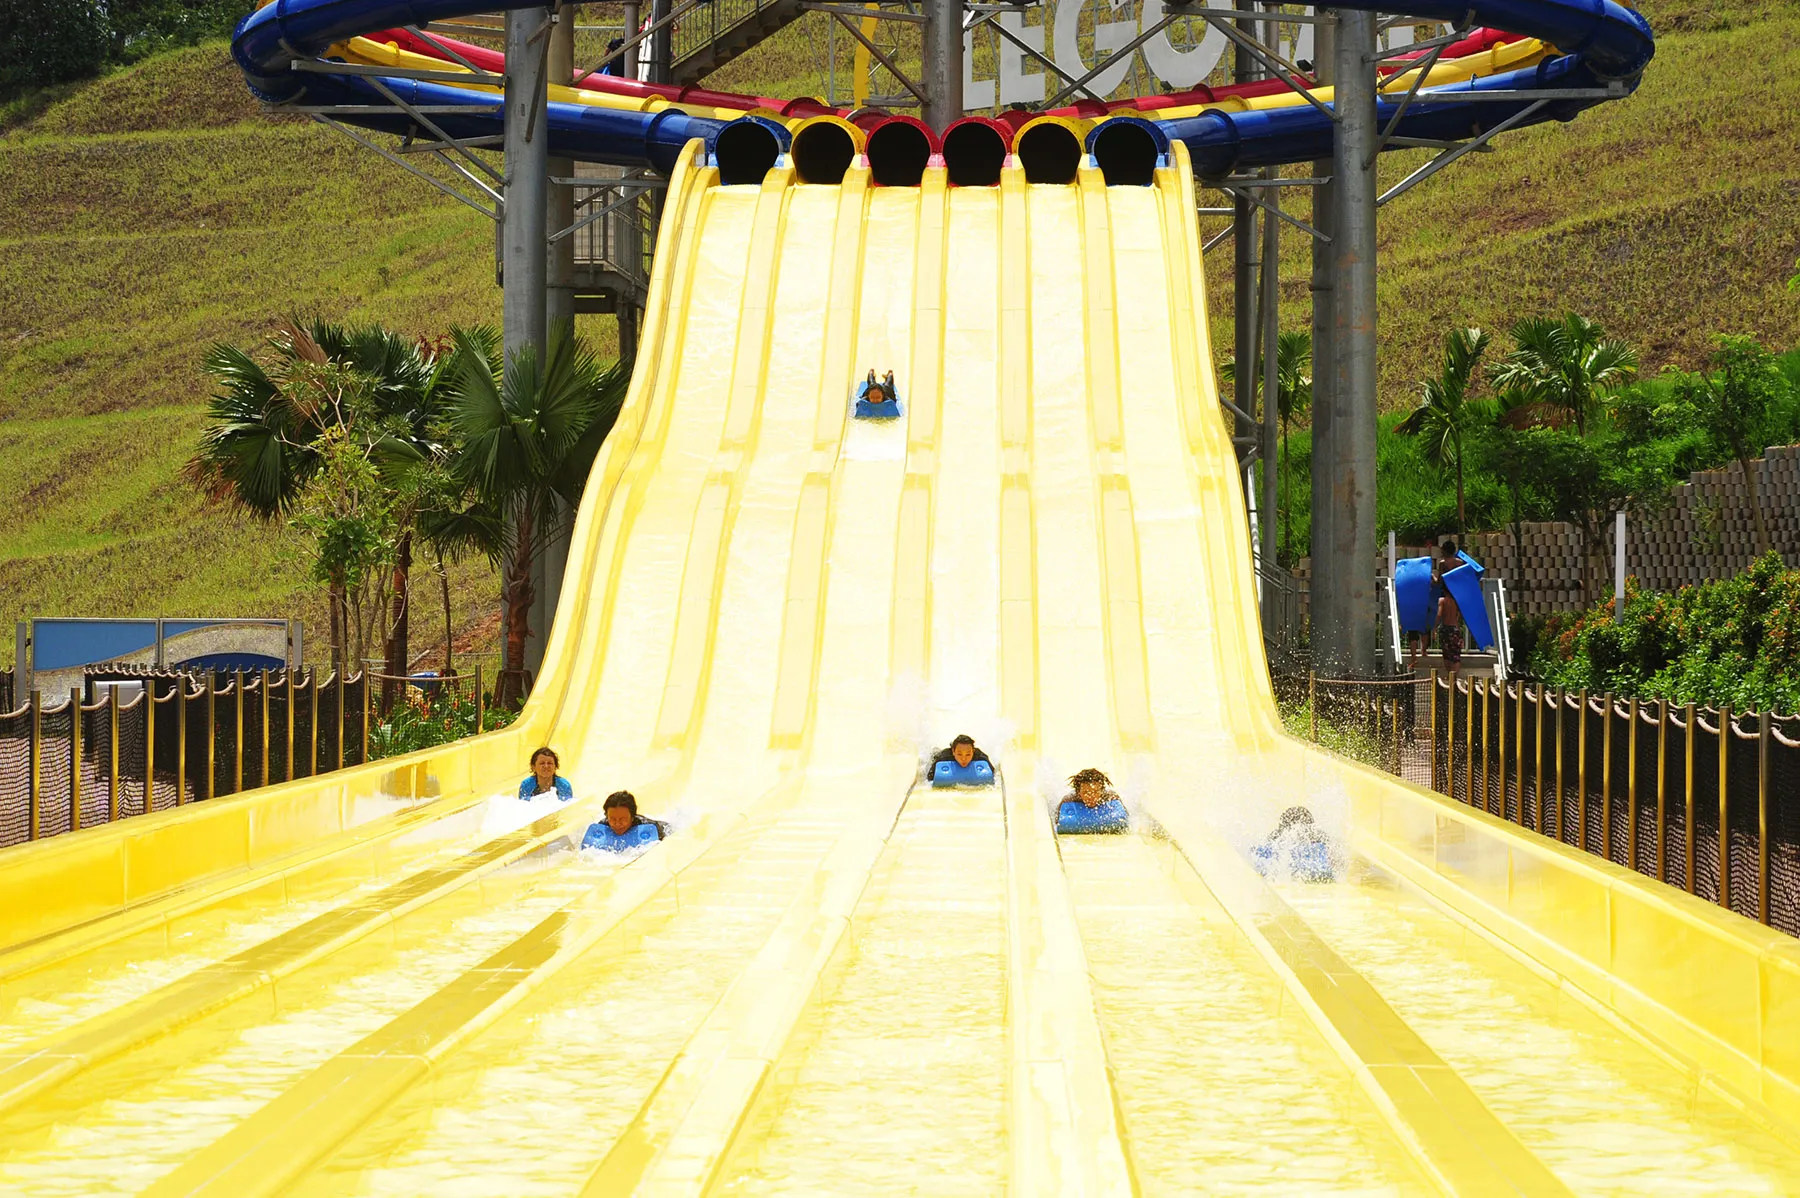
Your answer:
1068,767 -> 1119,808
519,747 -> 574,801
931,734 -> 991,770
603,790 -> 668,840
1252,806 -> 1338,881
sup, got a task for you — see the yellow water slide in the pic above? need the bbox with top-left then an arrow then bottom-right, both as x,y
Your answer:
2,142 -> 1799,1196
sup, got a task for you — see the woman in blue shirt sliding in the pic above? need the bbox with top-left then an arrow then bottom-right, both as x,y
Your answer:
518,747 -> 574,800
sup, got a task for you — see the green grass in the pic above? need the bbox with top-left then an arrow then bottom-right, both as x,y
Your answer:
1205,13 -> 1800,402
3,5 -> 1795,661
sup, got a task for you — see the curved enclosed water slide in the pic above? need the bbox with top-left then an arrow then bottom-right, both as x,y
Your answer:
3,2 -> 1799,1195
230,0 -> 1651,170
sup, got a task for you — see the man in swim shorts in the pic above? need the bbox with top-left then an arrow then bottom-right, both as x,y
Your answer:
1436,540 -> 1464,682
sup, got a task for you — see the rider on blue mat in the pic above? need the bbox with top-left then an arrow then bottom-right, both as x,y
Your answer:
931,734 -> 991,771
519,747 -> 574,801
602,790 -> 667,841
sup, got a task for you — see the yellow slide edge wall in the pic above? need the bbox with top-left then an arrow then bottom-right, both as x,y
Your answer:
0,140 -> 717,953
1314,746 -> 1800,1139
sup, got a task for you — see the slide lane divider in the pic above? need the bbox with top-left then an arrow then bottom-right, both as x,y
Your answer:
576,772 -> 915,1195
1153,804 -> 1573,1198
0,785 -> 502,985
1003,770 -> 1137,1195
139,779 -> 797,1198
653,165 -> 795,751
0,796 -> 604,1118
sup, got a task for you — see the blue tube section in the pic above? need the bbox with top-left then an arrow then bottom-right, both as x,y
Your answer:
1161,53 -> 1632,177
232,0 -> 1652,172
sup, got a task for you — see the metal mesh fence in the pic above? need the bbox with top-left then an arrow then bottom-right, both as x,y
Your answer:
1286,669 -> 1800,938
1774,722 -> 1800,938
0,668 -> 392,849
0,702 -> 28,847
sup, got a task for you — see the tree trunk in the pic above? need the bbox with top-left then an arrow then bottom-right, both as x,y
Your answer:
498,506 -> 536,709
1280,421 -> 1291,566
438,552 -> 454,675
1739,454 -> 1773,561
328,575 -> 346,674
1454,458 -> 1466,537
383,531 -> 412,710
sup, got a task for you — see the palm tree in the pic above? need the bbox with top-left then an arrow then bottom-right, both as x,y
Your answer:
1220,330 -> 1312,563
1490,313 -> 1638,437
1396,326 -> 1490,536
414,464 -> 506,678
190,319 -> 447,676
449,322 -> 627,708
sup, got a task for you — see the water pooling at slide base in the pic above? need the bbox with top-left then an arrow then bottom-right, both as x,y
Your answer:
4,5 -> 1800,1191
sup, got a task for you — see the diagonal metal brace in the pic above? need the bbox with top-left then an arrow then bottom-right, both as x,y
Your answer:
1043,12 -> 1180,108
314,115 -> 499,222
1218,183 -> 1329,243
829,10 -> 930,105
1378,99 -> 1547,205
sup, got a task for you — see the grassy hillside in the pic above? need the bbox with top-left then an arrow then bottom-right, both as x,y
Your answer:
2,0 -> 1795,663
0,47 -> 607,666
1208,3 -> 1800,398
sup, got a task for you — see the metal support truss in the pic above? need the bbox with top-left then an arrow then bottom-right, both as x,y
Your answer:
965,7 -> 1108,105
572,0 -> 709,86
831,10 -> 931,106
311,115 -> 501,221
1378,98 -> 1548,205
1043,11 -> 1180,107
1218,182 -> 1330,243
802,3 -> 928,22
1202,15 -> 1336,122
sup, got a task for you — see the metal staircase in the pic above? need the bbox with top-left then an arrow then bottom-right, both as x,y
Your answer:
670,0 -> 809,85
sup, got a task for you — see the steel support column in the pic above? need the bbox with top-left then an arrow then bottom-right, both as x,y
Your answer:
650,0 -> 672,83
1316,8 -> 1379,675
922,0 -> 962,131
536,5 -> 576,685
1309,14 -> 1336,651
1258,7 -> 1281,604
504,8 -> 552,684
622,0 -> 641,79
1232,10 -> 1259,530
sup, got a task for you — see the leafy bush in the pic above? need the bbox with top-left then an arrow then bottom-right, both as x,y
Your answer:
1525,554 -> 1800,713
1,0 -> 110,94
0,0 -> 244,98
366,683 -> 516,761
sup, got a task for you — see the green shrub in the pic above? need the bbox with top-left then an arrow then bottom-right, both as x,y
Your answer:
1525,554 -> 1800,713
0,0 -> 244,98
1,0 -> 110,94
366,683 -> 516,761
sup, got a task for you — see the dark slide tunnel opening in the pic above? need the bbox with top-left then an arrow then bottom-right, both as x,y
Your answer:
943,120 -> 1008,187
714,119 -> 784,185
867,120 -> 933,187
1016,123 -> 1081,184
792,121 -> 857,184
